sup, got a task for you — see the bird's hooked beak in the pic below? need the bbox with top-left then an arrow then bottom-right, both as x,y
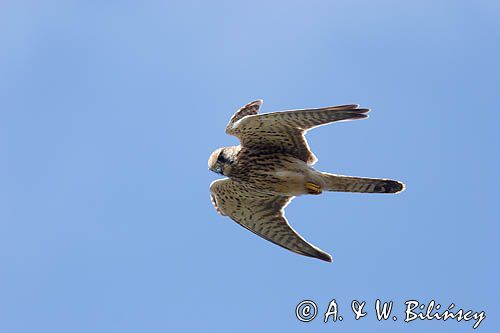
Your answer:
213,165 -> 224,175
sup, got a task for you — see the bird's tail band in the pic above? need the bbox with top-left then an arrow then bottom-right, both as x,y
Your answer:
321,173 -> 405,194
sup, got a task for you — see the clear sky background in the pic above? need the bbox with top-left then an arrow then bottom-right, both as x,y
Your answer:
2,1 -> 499,332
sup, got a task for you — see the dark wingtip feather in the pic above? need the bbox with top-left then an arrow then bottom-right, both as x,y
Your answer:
315,251 -> 333,263
355,108 -> 371,114
247,99 -> 263,108
337,112 -> 369,122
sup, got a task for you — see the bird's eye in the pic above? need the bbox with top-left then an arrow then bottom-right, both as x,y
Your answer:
217,153 -> 227,163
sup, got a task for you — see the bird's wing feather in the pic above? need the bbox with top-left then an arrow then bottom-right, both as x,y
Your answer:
226,102 -> 369,165
210,179 -> 332,262
225,99 -> 263,134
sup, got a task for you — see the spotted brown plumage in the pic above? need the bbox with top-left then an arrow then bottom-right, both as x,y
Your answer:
226,100 -> 369,165
209,100 -> 405,262
210,179 -> 331,262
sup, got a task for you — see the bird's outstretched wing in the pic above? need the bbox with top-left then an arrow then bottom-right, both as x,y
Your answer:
226,100 -> 370,165
210,178 -> 332,262
225,99 -> 263,132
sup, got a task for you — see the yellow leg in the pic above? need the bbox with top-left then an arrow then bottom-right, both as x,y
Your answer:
305,182 -> 322,195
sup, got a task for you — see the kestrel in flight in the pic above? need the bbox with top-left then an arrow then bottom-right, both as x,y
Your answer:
208,100 -> 404,262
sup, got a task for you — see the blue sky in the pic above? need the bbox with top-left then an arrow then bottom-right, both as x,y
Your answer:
2,1 -> 499,332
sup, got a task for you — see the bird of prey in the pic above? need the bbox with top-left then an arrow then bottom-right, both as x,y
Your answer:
208,100 -> 404,262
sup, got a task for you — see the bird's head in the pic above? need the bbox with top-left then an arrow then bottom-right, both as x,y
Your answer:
208,146 -> 238,176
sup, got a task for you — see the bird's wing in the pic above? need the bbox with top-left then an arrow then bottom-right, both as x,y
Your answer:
210,178 -> 332,262
225,99 -> 263,132
226,101 -> 370,165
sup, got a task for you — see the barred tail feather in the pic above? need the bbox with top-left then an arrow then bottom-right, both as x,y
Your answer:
321,173 -> 405,194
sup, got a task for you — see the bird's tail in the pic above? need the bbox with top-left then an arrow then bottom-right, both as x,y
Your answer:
321,173 -> 405,194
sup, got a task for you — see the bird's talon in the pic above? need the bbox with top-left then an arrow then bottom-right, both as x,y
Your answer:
306,182 -> 322,195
